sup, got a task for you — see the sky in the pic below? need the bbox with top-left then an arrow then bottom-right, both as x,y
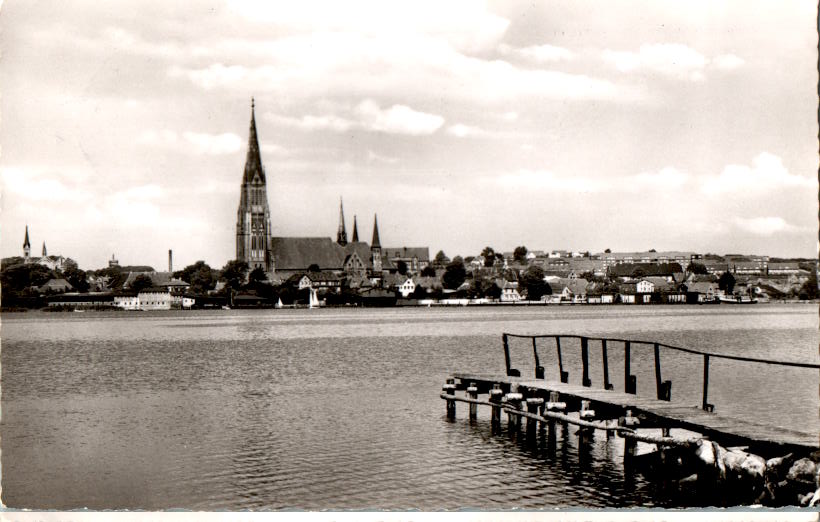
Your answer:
1,0 -> 817,271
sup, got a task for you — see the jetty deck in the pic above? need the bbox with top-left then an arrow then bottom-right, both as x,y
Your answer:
451,371 -> 818,453
444,333 -> 819,457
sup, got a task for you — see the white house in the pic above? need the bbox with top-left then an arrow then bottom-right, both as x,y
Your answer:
114,294 -> 140,310
398,277 -> 416,298
636,280 -> 655,293
501,281 -> 521,302
138,288 -> 171,310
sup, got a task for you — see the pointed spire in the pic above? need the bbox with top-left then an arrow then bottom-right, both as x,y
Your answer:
23,225 -> 30,248
243,97 -> 265,184
336,197 -> 348,246
351,215 -> 359,242
42,241 -> 47,257
371,214 -> 381,249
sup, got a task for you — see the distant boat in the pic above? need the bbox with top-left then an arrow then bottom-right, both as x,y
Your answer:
275,298 -> 283,309
719,295 -> 758,304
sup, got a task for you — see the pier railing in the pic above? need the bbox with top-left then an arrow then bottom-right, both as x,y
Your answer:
502,333 -> 820,412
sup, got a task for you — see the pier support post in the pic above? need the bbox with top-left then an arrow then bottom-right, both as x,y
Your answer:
505,389 -> 523,432
578,400 -> 596,446
526,398 -> 545,440
619,409 -> 640,467
443,378 -> 456,419
546,391 -> 567,443
467,382 -> 478,421
489,384 -> 503,431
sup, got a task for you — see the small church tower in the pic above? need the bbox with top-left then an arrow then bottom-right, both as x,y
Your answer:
351,215 -> 359,242
371,214 -> 382,272
236,98 -> 274,274
336,198 -> 348,246
23,225 -> 31,261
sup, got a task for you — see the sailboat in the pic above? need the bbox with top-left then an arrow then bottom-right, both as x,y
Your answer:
308,288 -> 319,309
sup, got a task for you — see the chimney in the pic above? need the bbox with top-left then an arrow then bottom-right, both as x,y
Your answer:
168,249 -> 173,273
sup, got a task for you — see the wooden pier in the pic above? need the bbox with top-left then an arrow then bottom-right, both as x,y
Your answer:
440,333 -> 820,506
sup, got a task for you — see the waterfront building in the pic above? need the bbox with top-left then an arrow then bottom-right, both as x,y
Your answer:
39,278 -> 74,293
599,251 -> 701,269
47,293 -> 115,308
138,287 -> 172,310
235,99 -> 274,274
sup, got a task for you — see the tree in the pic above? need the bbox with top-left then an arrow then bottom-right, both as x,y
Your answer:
521,265 -> 550,300
687,262 -> 709,275
249,266 -> 267,283
420,265 -> 436,277
798,269 -> 818,300
718,271 -> 736,294
442,258 -> 467,290
396,260 -> 408,275
434,250 -> 449,266
481,247 -> 496,267
307,264 -> 320,273
63,264 -> 90,293
130,274 -> 154,293
604,248 -> 611,253
1,263 -> 55,294
513,246 -> 528,262
220,260 -> 249,290
174,261 -> 216,293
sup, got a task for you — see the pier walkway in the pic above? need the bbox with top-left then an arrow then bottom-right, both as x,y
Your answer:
444,333 -> 819,456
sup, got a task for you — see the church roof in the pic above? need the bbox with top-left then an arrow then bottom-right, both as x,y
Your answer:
242,99 -> 265,185
382,247 -> 430,261
271,237 -> 375,271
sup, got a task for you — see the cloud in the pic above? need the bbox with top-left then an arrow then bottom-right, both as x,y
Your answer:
602,43 -> 709,81
137,129 -> 242,154
366,150 -> 399,164
226,0 -> 510,53
628,167 -> 688,190
711,53 -> 745,70
0,165 -> 93,203
496,169 -> 606,193
446,123 -> 488,138
181,132 -> 242,155
500,43 -> 574,62
732,216 -> 802,236
701,152 -> 814,195
103,184 -> 165,226
268,100 -> 444,136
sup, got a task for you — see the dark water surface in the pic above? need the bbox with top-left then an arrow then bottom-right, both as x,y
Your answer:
2,304 -> 817,510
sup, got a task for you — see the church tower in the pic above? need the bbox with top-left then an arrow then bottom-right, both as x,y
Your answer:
23,225 -> 31,261
236,98 -> 274,274
371,214 -> 382,272
336,198 -> 348,246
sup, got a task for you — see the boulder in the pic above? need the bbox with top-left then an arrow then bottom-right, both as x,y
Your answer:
787,458 -> 818,486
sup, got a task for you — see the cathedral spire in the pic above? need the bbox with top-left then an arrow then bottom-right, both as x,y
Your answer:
42,241 -> 47,257
371,214 -> 381,249
243,97 -> 265,184
351,215 -> 359,242
336,197 -> 348,246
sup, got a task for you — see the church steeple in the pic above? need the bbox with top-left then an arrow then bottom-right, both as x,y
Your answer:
371,214 -> 382,272
351,215 -> 359,242
42,241 -> 47,257
242,97 -> 265,185
336,197 -> 348,246
371,214 -> 381,249
23,225 -> 30,259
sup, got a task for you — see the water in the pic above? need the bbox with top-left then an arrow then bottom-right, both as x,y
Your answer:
2,304 -> 817,510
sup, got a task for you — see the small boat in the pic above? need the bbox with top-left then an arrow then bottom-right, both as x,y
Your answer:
719,295 -> 758,304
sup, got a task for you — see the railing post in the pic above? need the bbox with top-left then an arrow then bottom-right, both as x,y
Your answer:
653,343 -> 671,401
601,339 -> 614,390
556,337 -> 568,383
702,354 -> 714,412
533,337 -> 544,379
526,398 -> 544,440
581,337 -> 591,387
503,333 -> 511,375
624,341 -> 636,394
467,382 -> 478,421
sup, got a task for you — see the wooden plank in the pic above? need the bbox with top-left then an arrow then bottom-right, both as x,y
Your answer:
449,372 -> 819,450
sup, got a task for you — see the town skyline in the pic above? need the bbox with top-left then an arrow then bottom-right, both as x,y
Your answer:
1,1 -> 817,270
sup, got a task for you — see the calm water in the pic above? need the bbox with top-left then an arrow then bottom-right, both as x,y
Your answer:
2,304 -> 818,510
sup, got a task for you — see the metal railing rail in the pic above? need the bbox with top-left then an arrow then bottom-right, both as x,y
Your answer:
502,333 -> 820,412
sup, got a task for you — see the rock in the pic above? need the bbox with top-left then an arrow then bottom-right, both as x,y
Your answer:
696,439 -> 716,466
809,488 -> 820,507
787,458 -> 818,485
740,453 -> 766,480
765,453 -> 795,482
